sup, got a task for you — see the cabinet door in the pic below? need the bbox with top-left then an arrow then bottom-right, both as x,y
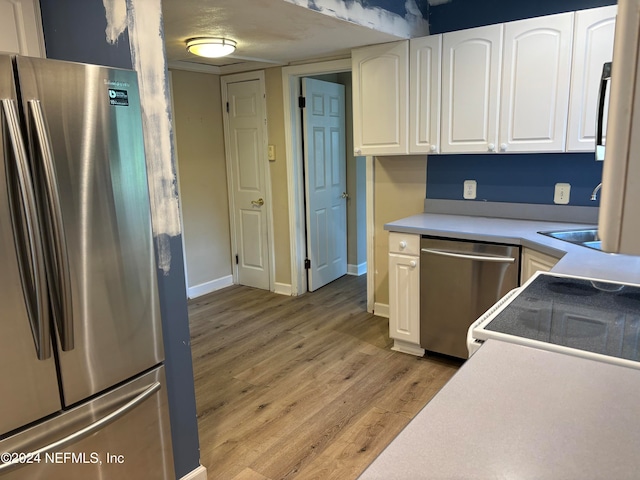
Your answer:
409,35 -> 442,154
0,0 -> 44,56
389,253 -> 420,345
441,25 -> 502,153
567,5 -> 617,152
520,248 -> 560,284
352,41 -> 409,156
499,13 -> 574,153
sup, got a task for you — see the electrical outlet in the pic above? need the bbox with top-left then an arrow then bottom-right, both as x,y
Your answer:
554,183 -> 571,204
464,180 -> 477,199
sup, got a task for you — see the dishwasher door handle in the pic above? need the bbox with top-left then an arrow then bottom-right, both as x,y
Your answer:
421,248 -> 516,263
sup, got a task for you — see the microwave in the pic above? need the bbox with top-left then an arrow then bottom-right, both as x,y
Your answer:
598,0 -> 640,255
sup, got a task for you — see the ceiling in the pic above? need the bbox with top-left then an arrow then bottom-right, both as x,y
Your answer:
162,0 -> 407,75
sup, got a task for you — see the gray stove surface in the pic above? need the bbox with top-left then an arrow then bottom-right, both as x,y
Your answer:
485,274 -> 640,361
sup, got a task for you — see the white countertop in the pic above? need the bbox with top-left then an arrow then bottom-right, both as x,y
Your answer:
359,339 -> 640,480
385,212 -> 640,284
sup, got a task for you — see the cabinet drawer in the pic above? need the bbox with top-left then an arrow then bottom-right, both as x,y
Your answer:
389,232 -> 420,255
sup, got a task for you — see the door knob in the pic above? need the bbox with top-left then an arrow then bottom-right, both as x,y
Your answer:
341,192 -> 349,199
251,198 -> 264,206
409,260 -> 417,268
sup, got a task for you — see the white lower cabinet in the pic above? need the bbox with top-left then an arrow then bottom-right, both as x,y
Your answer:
388,232 -> 424,356
521,247 -> 561,284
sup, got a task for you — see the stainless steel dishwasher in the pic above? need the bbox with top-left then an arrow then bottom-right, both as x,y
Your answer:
420,237 -> 520,358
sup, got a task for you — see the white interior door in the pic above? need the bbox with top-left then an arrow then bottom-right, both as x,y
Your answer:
302,78 -> 347,291
227,79 -> 270,290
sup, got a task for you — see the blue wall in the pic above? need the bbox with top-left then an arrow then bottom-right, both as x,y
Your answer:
427,153 -> 602,206
429,0 -> 617,34
425,0 -> 616,206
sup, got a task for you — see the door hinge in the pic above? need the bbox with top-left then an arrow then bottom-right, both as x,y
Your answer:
235,254 -> 239,265
226,102 -> 230,113
304,258 -> 311,269
298,96 -> 306,108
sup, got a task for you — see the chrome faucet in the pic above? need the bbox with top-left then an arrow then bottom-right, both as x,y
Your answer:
591,182 -> 602,201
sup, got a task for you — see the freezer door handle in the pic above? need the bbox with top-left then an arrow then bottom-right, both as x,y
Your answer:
28,100 -> 74,351
1,99 -> 51,360
0,381 -> 161,474
421,248 -> 516,263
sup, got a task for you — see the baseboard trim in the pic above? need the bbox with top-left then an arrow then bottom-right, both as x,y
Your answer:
273,282 -> 293,296
392,339 -> 425,357
187,275 -> 233,299
180,465 -> 208,480
347,262 -> 367,276
373,302 -> 389,318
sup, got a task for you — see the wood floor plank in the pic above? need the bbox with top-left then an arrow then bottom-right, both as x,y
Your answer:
299,406 -> 412,480
231,468 -> 272,480
189,275 -> 461,480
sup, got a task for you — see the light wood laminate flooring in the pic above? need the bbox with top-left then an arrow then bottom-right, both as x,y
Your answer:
188,275 -> 461,480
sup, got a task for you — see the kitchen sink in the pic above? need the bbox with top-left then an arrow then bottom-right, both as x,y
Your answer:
538,228 -> 602,250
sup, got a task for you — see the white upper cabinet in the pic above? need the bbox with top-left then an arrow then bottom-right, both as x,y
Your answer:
0,0 -> 45,57
409,35 -> 442,154
352,41 -> 409,156
499,12 -> 574,153
567,5 -> 617,152
441,24 -> 503,153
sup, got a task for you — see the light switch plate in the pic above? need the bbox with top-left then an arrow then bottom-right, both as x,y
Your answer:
554,183 -> 571,204
464,180 -> 477,199
268,144 -> 276,161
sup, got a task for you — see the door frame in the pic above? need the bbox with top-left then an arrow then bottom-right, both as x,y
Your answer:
221,70 -> 275,291
282,59 -> 375,312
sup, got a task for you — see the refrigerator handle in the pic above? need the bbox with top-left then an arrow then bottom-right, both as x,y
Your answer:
0,381 -> 161,474
1,99 -> 51,360
28,99 -> 74,351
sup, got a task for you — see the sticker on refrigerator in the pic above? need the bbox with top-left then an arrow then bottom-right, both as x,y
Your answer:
108,89 -> 129,106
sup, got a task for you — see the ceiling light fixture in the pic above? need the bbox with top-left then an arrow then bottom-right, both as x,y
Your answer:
186,37 -> 237,58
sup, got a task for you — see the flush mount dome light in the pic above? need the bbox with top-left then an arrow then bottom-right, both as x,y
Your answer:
186,37 -> 237,58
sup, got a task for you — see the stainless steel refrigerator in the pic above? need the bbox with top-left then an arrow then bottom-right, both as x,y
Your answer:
0,55 -> 174,478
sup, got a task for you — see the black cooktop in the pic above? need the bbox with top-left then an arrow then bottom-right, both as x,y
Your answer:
485,274 -> 640,361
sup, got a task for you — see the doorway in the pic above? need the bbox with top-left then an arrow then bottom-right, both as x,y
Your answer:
283,60 -> 373,310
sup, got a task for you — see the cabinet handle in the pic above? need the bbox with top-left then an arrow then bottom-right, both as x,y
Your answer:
429,145 -> 437,152
500,143 -> 507,152
488,143 -> 496,152
354,148 -> 362,155
399,241 -> 407,249
409,260 -> 417,268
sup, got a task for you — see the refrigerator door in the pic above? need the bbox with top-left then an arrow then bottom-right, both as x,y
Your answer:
0,55 -> 62,436
14,56 -> 164,406
0,366 -> 174,479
